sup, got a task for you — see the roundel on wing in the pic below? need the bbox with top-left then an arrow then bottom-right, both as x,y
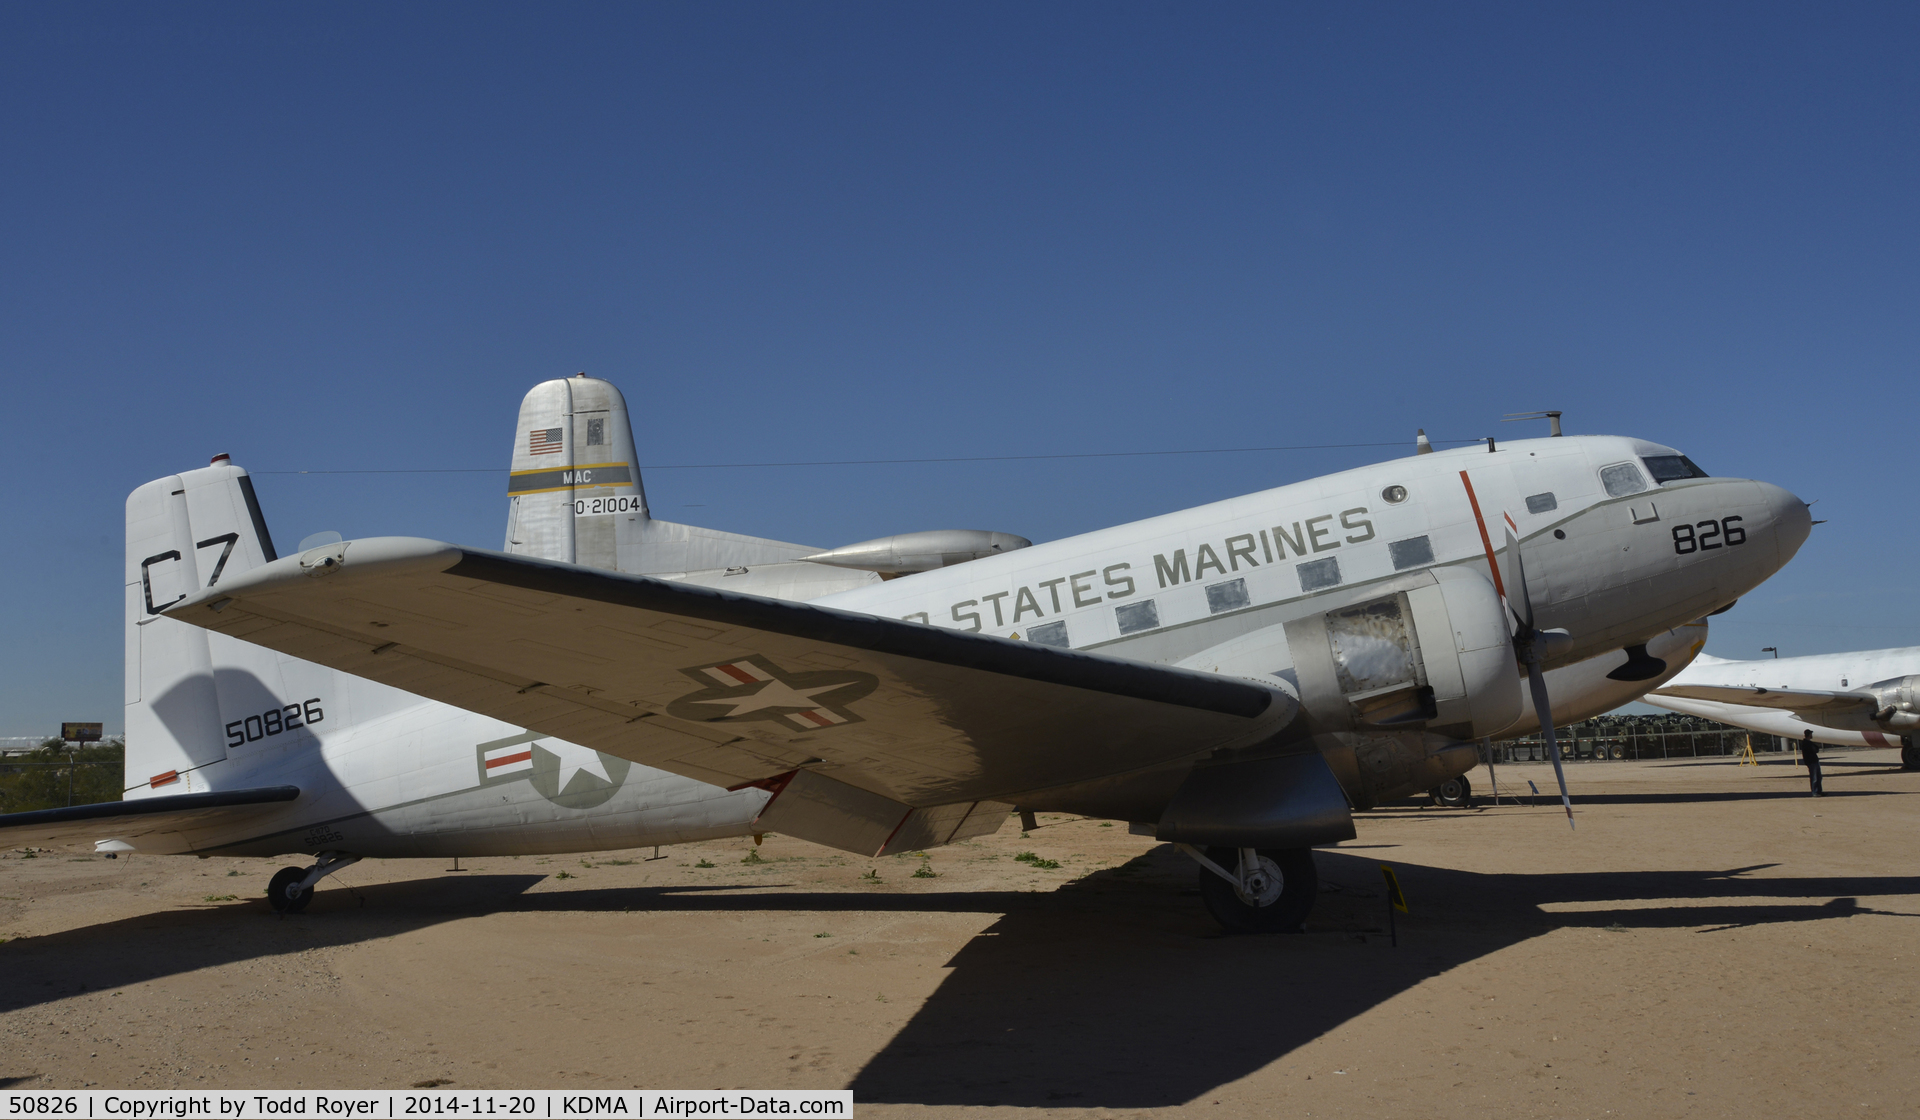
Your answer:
667,655 -> 878,731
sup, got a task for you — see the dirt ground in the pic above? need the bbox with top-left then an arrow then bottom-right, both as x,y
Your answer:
2,749 -> 1916,1118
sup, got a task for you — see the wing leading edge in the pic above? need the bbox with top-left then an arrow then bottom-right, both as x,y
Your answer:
1649,683 -> 1877,713
164,538 -> 1297,848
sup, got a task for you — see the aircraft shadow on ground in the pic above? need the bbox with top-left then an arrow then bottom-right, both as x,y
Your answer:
0,873 -> 549,1016
8,850 -> 1919,1106
841,847 -> 1920,1108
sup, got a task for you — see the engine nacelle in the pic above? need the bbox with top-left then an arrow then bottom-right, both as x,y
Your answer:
1870,675 -> 1920,731
1178,566 -> 1522,742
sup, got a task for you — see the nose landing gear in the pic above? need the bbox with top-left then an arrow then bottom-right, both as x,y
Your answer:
266,851 -> 361,913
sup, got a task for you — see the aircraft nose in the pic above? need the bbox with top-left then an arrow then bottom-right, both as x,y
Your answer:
1752,480 -> 1813,564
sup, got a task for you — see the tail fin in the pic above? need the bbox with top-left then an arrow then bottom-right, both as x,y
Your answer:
125,459 -> 281,795
504,375 -> 825,575
125,460 -> 409,798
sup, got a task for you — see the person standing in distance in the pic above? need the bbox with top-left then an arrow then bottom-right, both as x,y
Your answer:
1799,728 -> 1824,797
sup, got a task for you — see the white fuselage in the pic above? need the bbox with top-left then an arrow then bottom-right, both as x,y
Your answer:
1643,648 -> 1920,748
121,432 -> 1808,856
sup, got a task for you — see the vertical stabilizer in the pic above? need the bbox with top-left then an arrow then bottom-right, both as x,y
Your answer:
501,375 -> 847,584
505,375 -> 648,569
126,462 -> 281,794
125,461 -> 417,798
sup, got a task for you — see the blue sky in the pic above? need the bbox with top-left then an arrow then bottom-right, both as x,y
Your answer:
4,3 -> 1916,734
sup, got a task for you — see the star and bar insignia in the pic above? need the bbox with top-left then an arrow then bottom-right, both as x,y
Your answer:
667,655 -> 878,731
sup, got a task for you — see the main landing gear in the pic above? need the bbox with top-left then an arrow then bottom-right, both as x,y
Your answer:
1430,775 -> 1473,808
266,851 -> 361,913
1177,845 -> 1319,934
1902,736 -> 1918,772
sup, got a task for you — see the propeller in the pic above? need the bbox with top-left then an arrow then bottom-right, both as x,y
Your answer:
1502,527 -> 1575,830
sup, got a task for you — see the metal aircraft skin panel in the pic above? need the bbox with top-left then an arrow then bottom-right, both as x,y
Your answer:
1645,647 -> 1920,748
2,374 -> 1818,869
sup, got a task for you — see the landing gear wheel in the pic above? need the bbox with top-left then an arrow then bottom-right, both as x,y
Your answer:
1432,775 -> 1473,808
1903,742 -> 1919,771
1197,847 -> 1318,934
267,867 -> 313,914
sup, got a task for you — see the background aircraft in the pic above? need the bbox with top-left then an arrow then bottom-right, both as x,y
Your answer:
1645,648 -> 1920,769
0,377 -> 1811,932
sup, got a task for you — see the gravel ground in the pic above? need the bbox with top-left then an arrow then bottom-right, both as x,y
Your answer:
2,748 -> 1914,1118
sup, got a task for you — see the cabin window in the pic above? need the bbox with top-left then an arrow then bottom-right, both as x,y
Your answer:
1115,600 -> 1160,635
1388,536 -> 1434,571
1381,485 -> 1409,504
1643,454 -> 1709,483
1600,462 -> 1649,497
586,418 -> 606,446
1026,621 -> 1070,648
1297,557 -> 1342,592
1526,492 -> 1558,514
1206,578 -> 1250,614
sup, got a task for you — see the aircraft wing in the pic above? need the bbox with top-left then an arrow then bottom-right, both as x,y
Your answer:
165,538 -> 1295,852
0,787 -> 300,847
1647,683 -> 1877,713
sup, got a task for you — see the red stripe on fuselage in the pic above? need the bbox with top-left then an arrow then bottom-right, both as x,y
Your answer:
486,750 -> 534,770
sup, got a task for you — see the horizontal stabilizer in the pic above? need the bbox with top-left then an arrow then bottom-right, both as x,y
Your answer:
1648,683 -> 1877,713
0,786 -> 300,847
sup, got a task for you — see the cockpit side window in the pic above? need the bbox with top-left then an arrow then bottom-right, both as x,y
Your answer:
1600,462 -> 1650,497
1642,455 -> 1710,483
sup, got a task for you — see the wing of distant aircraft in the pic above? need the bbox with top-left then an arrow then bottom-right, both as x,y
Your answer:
0,786 -> 299,848
163,537 -> 1300,857
1648,683 -> 1877,713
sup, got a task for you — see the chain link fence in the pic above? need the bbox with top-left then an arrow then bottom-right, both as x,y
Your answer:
0,739 -> 125,813
1484,713 -> 1783,764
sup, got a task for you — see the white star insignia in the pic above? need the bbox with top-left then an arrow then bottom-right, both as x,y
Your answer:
540,739 -> 614,788
691,678 -> 845,717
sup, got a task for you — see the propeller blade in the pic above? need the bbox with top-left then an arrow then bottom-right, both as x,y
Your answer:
1525,649 -> 1575,830
1502,525 -> 1535,631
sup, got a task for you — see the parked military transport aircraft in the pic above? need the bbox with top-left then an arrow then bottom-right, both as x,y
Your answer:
1646,648 -> 1920,769
0,377 -> 1812,931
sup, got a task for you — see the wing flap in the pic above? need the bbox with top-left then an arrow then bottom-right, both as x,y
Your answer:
1648,683 -> 1877,713
167,538 -> 1296,808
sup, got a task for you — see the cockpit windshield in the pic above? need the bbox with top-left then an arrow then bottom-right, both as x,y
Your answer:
1642,455 -> 1710,484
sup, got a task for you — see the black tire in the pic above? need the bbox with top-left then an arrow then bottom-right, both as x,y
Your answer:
267,866 -> 313,914
1609,744 -> 1626,760
1902,743 -> 1919,771
1197,847 -> 1318,934
1433,775 -> 1473,808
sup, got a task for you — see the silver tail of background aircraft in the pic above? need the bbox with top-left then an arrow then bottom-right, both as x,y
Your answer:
504,375 -> 878,597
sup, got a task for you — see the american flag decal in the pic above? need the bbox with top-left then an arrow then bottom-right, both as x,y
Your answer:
528,427 -> 564,455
